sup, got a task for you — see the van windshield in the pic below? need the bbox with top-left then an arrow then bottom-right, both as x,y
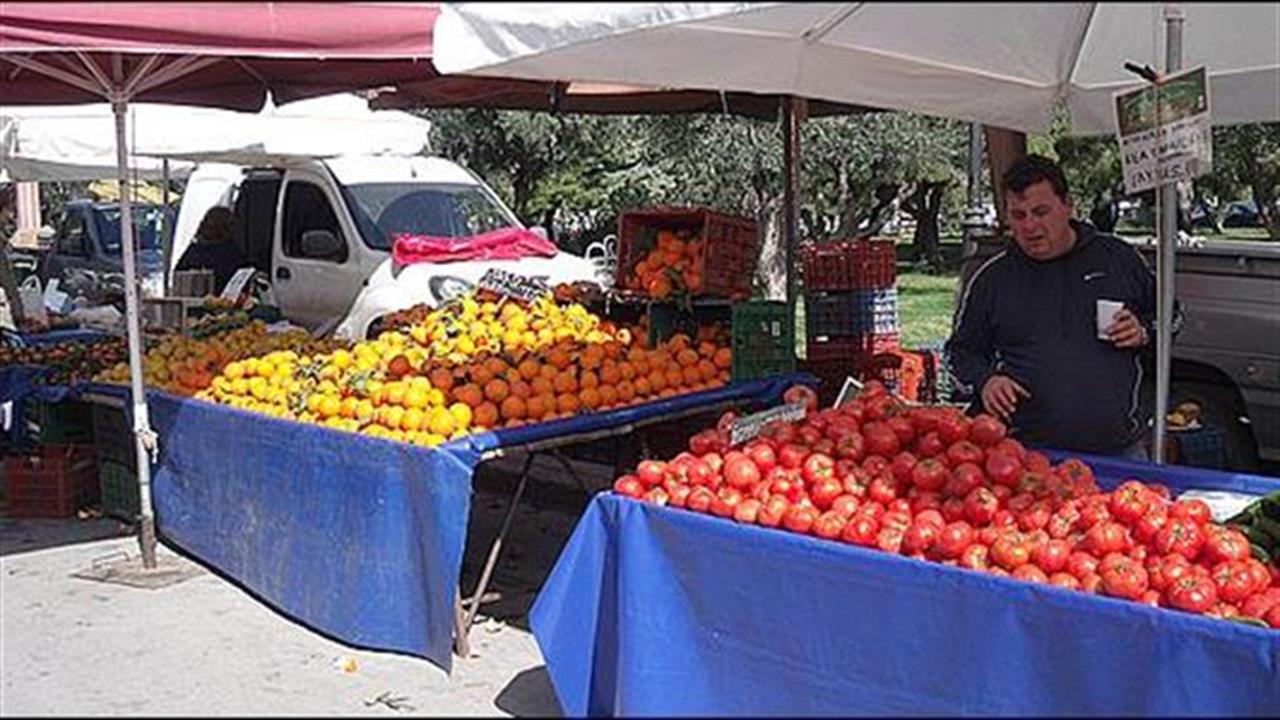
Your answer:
341,183 -> 519,251
96,206 -> 167,254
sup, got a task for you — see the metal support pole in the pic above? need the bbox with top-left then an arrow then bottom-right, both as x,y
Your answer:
161,158 -> 172,295
112,96 -> 159,568
781,96 -> 802,308
1153,4 -> 1184,464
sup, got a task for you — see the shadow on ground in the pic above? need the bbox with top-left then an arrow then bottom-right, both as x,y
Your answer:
495,665 -> 561,718
0,516 -> 135,557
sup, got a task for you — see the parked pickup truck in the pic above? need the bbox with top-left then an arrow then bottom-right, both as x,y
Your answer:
37,199 -> 172,304
171,155 -> 606,340
955,234 -> 1280,471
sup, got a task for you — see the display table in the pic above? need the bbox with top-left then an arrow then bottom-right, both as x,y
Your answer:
35,374 -> 804,672
530,455 -> 1280,716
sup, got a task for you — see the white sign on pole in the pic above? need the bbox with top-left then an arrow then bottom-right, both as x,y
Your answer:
1114,66 -> 1212,195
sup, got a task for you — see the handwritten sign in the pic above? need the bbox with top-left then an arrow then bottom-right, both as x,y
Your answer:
730,402 -> 807,446
1115,66 -> 1212,195
220,267 -> 257,302
477,268 -> 550,302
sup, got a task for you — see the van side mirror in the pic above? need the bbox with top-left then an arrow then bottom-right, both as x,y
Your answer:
300,230 -> 345,261
528,226 -> 549,240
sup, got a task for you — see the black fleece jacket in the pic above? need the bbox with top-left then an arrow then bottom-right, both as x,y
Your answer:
945,221 -> 1177,454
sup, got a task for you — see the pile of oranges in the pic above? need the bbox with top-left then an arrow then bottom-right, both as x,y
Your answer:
625,230 -> 706,299
195,291 -> 734,447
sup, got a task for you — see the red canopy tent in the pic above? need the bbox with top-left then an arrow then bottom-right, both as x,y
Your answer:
0,2 -> 456,568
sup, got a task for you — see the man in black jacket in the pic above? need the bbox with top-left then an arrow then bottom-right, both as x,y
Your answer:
946,155 -> 1173,459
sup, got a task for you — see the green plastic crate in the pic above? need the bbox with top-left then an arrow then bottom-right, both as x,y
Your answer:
731,300 -> 795,381
24,399 -> 94,445
98,460 -> 140,521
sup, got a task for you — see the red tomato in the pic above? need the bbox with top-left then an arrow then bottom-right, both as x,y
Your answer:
810,477 -> 844,510
1017,506 -> 1052,533
1067,551 -> 1101,579
947,463 -> 987,499
744,442 -> 778,473
811,438 -> 836,457
902,521 -> 940,555
964,487 -> 999,526
1109,480 -> 1155,526
887,416 -> 916,445
1202,527 -> 1252,566
710,487 -> 744,518
1133,506 -> 1170,545
802,453 -> 837,485
910,458 -> 948,491
813,510 -> 847,540
636,460 -> 666,486
960,543 -> 991,571
864,394 -> 897,422
935,521 -> 976,559
1153,518 -> 1205,561
732,498 -> 762,523
936,413 -> 970,444
685,459 -> 714,487
716,411 -> 739,435
1148,555 -> 1193,593
991,536 -> 1032,570
1084,522 -> 1130,556
1167,498 -> 1211,525
1266,604 -> 1280,629
1007,493 -> 1036,514
828,493 -> 859,519
1240,588 -> 1280,619
1139,589 -> 1162,607
889,451 -> 918,484
1047,505 -> 1082,539
664,482 -> 692,508
946,440 -> 984,467
614,475 -> 644,498
723,455 -> 762,490
861,455 -> 890,476
702,452 -> 725,476
993,437 -> 1026,460
1099,555 -> 1149,600
842,514 -> 880,547
857,500 -> 886,522
984,451 -> 1022,489
914,508 -> 945,529
1031,539 -> 1072,574
1079,572 -> 1104,594
881,510 -> 912,533
835,433 -> 866,461
1049,572 -> 1082,591
909,490 -> 943,514
1012,564 -> 1049,584
783,505 -> 818,534
782,384 -> 819,412
1242,559 -> 1272,596
941,497 -> 968,523
969,413 -> 1007,447
1212,560 -> 1260,604
756,494 -> 789,527
914,431 -> 946,458
777,443 -> 808,470
643,486 -> 670,506
868,475 -> 899,504
1024,451 -> 1052,474
863,422 -> 901,458
876,525 -> 905,554
1168,575 -> 1219,614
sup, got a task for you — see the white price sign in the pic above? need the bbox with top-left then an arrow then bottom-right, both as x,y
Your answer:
477,268 -> 550,302
730,402 -> 807,446
1114,66 -> 1212,195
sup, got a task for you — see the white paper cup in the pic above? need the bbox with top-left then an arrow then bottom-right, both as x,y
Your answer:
1096,299 -> 1124,340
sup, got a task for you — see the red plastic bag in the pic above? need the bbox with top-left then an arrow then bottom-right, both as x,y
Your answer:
392,227 -> 557,266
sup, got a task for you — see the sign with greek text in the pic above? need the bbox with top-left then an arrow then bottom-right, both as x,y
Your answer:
730,402 -> 807,446
477,268 -> 550,302
1115,66 -> 1212,195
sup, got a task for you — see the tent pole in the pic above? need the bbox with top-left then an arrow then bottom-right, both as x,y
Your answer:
1153,5 -> 1183,464
161,158 -> 172,295
781,96 -> 802,312
112,95 -> 159,569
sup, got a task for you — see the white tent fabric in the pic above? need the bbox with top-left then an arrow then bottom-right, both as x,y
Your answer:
435,2 -> 1280,134
0,93 -> 432,182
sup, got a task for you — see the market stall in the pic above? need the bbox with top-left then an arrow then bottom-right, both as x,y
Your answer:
527,387 -> 1280,716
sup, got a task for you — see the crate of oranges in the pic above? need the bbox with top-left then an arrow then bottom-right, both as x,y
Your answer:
617,207 -> 759,301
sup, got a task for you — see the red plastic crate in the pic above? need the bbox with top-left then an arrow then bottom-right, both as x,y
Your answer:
2,444 -> 99,518
805,332 -> 900,363
801,239 -> 897,291
616,207 -> 760,299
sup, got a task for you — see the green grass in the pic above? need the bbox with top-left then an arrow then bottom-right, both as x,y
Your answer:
897,271 -> 959,349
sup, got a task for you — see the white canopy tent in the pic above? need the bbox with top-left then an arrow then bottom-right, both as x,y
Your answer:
434,2 -> 1280,135
1,92 -> 431,183
433,2 -> 1280,464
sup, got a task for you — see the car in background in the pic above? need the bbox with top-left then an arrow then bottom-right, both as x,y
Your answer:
36,199 -> 172,305
1222,199 -> 1264,229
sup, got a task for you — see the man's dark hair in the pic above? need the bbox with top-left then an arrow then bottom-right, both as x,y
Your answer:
1002,154 -> 1070,202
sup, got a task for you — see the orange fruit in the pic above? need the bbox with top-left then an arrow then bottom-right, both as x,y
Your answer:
500,396 -> 527,421
698,341 -> 718,358
509,380 -> 532,399
618,362 -> 637,381
600,363 -> 621,385
556,393 -> 581,414
531,376 -> 554,396
453,383 -> 484,408
677,349 -> 699,367
648,370 -> 668,393
666,367 -> 685,389
713,348 -> 732,370
484,378 -> 510,403
474,401 -> 500,428
539,363 -> 558,381
470,365 -> 495,387
682,365 -> 702,387
538,393 -> 558,420
579,387 -> 601,410
616,380 -> 635,403
580,370 -> 599,390
518,359 -> 541,381
525,395 -> 547,420
548,348 -> 572,370
634,376 -> 652,397
553,371 -> 578,394
598,385 -> 618,407
581,345 -> 605,370
698,359 -> 718,382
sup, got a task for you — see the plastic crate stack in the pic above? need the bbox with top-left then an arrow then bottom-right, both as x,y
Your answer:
615,207 -> 761,300
801,239 -> 900,394
731,301 -> 796,382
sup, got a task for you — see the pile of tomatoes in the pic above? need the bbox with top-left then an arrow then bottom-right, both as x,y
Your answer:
613,382 -> 1280,628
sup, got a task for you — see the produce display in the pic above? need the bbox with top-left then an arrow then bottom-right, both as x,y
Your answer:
623,229 -> 706,299
0,337 -> 130,385
612,382 -> 1280,628
194,290 -> 734,446
95,322 -> 340,396
1226,491 -> 1280,566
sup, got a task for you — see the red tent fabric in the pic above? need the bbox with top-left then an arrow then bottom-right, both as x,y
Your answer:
0,2 -> 440,109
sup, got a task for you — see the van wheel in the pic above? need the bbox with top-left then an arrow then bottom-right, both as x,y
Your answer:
1169,381 -> 1259,471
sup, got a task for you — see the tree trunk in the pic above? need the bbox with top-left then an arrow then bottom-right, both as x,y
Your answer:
754,201 -> 785,300
1252,180 -> 1279,240
905,181 -> 947,269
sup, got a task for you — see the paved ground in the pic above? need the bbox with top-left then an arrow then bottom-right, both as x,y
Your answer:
1,451 -> 614,717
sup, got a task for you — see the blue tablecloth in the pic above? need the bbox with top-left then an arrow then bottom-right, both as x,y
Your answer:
2,327 -> 113,347
531,458 -> 1280,717
26,373 -> 805,672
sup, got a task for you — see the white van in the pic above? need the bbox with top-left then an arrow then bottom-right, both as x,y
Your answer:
171,154 -> 606,339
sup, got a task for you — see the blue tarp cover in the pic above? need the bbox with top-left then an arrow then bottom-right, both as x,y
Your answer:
9,373 -> 804,671
531,455 -> 1280,717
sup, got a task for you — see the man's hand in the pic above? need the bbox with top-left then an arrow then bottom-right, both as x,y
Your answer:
1106,308 -> 1148,349
982,374 -> 1030,422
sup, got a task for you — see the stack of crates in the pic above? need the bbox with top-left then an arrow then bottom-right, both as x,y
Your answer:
731,301 -> 795,382
616,207 -> 761,299
92,402 -> 140,521
801,239 -> 900,390
2,443 -> 99,518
